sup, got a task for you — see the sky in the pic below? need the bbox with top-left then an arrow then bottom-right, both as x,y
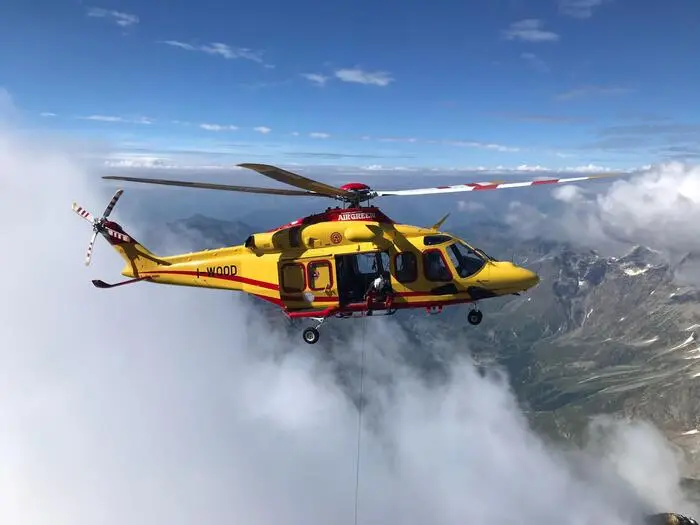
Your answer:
2,0 -> 700,175
2,101 -> 700,525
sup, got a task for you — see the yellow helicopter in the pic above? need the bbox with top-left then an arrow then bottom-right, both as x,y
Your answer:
73,163 -> 616,344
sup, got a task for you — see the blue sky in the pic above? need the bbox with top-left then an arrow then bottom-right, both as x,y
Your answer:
2,0 -> 700,173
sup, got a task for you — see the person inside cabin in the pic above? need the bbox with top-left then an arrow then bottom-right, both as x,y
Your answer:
366,268 -> 393,310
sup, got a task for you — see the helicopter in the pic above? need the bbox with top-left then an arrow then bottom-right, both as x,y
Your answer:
73,163 -> 618,344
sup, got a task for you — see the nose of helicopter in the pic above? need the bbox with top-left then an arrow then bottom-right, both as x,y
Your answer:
519,267 -> 540,289
490,261 -> 540,292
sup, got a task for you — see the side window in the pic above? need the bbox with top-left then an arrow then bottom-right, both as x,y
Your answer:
423,235 -> 452,246
288,226 -> 301,248
423,250 -> 452,282
356,252 -> 390,275
308,261 -> 332,290
394,252 -> 418,283
281,263 -> 305,293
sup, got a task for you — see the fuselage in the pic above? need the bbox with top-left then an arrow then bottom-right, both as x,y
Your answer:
126,206 -> 540,315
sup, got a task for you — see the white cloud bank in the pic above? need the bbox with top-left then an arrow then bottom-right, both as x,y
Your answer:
507,162 -> 700,257
1,89 -> 697,524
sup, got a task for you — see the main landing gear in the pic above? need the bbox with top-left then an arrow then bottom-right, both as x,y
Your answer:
303,326 -> 320,344
467,308 -> 483,325
302,316 -> 326,345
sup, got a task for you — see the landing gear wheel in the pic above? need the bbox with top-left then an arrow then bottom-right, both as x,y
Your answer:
302,327 -> 320,344
467,309 -> 483,326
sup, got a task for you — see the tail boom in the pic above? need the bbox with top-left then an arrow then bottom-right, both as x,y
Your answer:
98,219 -> 171,278
73,190 -> 283,304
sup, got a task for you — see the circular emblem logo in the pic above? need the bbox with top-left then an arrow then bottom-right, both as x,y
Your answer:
330,232 -> 342,244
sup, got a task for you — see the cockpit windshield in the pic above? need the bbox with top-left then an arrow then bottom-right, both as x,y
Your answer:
445,240 -> 488,278
473,246 -> 496,261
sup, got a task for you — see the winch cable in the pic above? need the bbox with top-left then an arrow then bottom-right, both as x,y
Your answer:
354,317 -> 367,525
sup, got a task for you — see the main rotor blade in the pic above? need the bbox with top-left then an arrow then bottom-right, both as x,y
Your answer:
101,175 -> 329,197
375,173 -> 623,197
238,163 -> 351,199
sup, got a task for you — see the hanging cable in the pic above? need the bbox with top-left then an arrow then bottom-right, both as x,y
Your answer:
354,317 -> 367,525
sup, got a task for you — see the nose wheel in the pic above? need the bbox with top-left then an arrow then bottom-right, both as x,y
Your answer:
467,308 -> 483,325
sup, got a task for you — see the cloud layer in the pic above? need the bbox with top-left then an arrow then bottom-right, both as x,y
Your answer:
506,161 -> 700,259
1,104 -> 698,524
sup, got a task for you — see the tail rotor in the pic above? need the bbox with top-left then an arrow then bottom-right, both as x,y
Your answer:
72,189 -> 124,266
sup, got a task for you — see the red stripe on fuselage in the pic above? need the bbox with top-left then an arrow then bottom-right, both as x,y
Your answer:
140,270 -> 478,306
140,269 -> 279,290
284,296 -> 475,317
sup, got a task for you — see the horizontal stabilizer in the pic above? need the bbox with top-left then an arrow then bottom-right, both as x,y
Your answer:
92,277 -> 151,289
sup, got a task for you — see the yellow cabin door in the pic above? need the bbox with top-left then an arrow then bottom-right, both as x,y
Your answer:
307,260 -> 333,291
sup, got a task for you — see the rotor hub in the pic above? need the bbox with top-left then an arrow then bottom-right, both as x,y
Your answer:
339,182 -> 371,192
339,182 -> 375,207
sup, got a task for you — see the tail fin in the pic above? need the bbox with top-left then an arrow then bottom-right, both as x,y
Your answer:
72,189 -> 170,277
429,212 -> 450,231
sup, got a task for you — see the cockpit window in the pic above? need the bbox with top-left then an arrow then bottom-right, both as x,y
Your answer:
473,246 -> 496,261
446,241 -> 487,278
423,234 -> 452,246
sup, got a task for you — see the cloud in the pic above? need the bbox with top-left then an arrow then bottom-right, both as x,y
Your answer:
377,136 -> 419,143
497,112 -> 588,124
301,73 -> 329,86
444,140 -> 521,153
159,40 -> 273,67
521,52 -> 550,72
558,0 -> 609,18
598,123 -> 700,138
77,115 -> 153,124
503,19 -> 560,42
283,151 -> 416,160
86,7 -> 139,27
80,115 -> 124,122
334,68 -> 394,86
556,85 -> 632,100
103,155 -> 175,169
199,123 -> 238,131
457,200 -> 487,212
506,162 -> 700,258
309,132 -> 330,139
577,122 -> 700,159
40,112 -> 57,118
254,126 -> 271,134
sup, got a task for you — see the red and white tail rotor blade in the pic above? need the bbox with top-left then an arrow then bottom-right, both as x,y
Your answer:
85,230 -> 98,266
72,202 -> 95,223
102,189 -> 123,218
